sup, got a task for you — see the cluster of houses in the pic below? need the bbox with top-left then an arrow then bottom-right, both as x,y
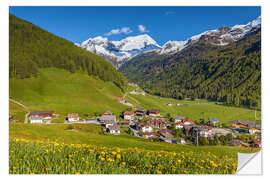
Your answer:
24,107 -> 261,147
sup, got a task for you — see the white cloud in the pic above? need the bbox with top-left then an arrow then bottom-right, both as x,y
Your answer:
165,11 -> 175,15
138,25 -> 149,33
105,27 -> 132,36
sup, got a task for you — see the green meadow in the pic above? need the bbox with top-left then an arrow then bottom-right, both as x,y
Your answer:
125,93 -> 261,124
9,68 -> 127,122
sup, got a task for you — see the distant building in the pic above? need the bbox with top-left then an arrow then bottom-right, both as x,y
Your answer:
208,118 -> 219,126
29,111 -> 54,123
148,109 -> 160,117
124,111 -> 135,121
102,110 -> 113,116
107,124 -> 120,135
174,116 -> 186,123
248,127 -> 261,134
229,120 -> 259,129
116,97 -> 126,103
142,132 -> 157,139
249,138 -> 261,148
134,107 -> 146,119
145,118 -> 167,129
158,129 -> 174,139
67,113 -> 79,122
99,115 -> 117,128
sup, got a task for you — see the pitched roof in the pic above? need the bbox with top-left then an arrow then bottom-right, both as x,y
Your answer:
149,109 -> 160,114
209,118 -> 219,122
103,110 -> 113,115
174,116 -> 186,120
229,120 -> 257,128
67,113 -> 78,118
29,111 -> 54,116
99,115 -> 116,123
107,123 -> 120,131
124,111 -> 134,115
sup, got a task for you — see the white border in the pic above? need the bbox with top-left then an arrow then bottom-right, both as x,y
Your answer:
1,0 -> 270,180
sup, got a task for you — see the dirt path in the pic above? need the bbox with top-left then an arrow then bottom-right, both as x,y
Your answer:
9,98 -> 28,110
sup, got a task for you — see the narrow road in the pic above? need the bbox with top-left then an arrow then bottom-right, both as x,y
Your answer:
9,98 -> 28,110
25,112 -> 29,123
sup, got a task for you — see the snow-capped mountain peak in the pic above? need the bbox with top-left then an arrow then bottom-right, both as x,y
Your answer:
158,16 -> 261,54
79,34 -> 161,68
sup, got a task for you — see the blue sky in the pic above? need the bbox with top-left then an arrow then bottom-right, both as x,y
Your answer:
9,6 -> 261,45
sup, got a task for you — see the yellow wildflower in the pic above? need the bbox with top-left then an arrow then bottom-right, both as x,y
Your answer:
116,154 -> 121,159
157,170 -> 162,174
112,151 -> 117,155
121,162 -> 126,166
177,159 -> 182,163
75,172 -> 80,174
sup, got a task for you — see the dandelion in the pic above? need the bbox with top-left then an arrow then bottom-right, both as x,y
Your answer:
121,162 -> 126,166
116,154 -> 121,159
157,170 -> 162,174
112,151 -> 117,155
184,170 -> 188,174
177,159 -> 182,163
36,157 -> 40,161
75,172 -> 80,174
68,154 -> 72,158
45,168 -> 50,171
13,166 -> 16,170
232,170 -> 236,174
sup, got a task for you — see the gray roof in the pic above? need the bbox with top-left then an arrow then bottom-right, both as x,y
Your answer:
99,115 -> 116,123
174,116 -> 186,120
209,118 -> 219,122
29,111 -> 54,116
107,123 -> 120,131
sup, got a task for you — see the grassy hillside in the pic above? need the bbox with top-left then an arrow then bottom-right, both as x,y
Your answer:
9,68 -> 127,122
9,14 -> 127,90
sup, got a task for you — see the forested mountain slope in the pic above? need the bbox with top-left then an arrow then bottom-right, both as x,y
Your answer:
119,29 -> 261,109
9,14 -> 127,90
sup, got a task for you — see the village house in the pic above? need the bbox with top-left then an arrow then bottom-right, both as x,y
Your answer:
229,120 -> 259,129
107,124 -> 120,135
207,118 -> 219,126
124,111 -> 135,121
180,119 -> 194,126
158,129 -> 174,140
29,111 -> 54,123
174,116 -> 187,123
67,113 -> 79,122
102,110 -> 113,116
167,103 -> 174,106
248,127 -> 261,134
145,118 -> 167,129
134,107 -> 146,120
228,139 -> 249,147
134,122 -> 153,132
116,97 -> 126,103
142,132 -> 157,139
249,138 -> 261,148
148,109 -> 160,117
84,118 -> 99,124
99,115 -> 117,128
174,121 -> 185,129
197,125 -> 213,138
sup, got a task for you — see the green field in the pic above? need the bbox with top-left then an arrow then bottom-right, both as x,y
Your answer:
9,123 -> 258,174
125,93 -> 261,124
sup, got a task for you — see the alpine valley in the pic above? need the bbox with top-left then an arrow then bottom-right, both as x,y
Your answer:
119,16 -> 261,109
